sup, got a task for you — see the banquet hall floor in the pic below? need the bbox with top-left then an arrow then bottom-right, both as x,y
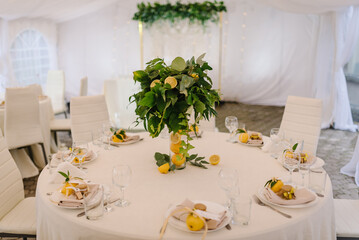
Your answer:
22,102 -> 359,201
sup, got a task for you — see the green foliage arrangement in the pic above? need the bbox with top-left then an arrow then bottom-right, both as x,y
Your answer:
130,54 -> 220,170
132,1 -> 227,26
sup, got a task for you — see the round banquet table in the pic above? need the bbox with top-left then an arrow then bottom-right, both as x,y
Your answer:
36,131 -> 335,240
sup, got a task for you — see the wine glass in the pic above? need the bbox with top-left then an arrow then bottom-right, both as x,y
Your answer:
112,165 -> 132,207
282,150 -> 300,184
102,122 -> 115,150
225,116 -> 239,142
72,140 -> 89,171
298,152 -> 317,187
270,128 -> 283,159
218,168 -> 240,205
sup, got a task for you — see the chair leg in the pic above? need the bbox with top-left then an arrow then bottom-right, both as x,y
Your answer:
64,111 -> 68,119
54,131 -> 58,146
39,142 -> 48,165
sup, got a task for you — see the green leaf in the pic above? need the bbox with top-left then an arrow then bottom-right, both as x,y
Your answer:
236,129 -> 246,134
194,100 -> 206,113
196,53 -> 206,65
292,143 -> 298,151
171,57 -> 186,71
139,91 -> 155,107
182,75 -> 194,88
154,152 -> 164,161
188,154 -> 198,160
133,70 -> 148,82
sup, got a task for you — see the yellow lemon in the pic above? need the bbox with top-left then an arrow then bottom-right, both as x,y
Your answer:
60,182 -> 78,196
164,76 -> 177,89
72,157 -> 80,164
170,143 -> 181,154
186,213 -> 204,231
150,79 -> 161,88
271,180 -> 284,193
189,125 -> 199,133
158,163 -> 170,174
285,151 -> 294,159
209,154 -> 220,165
239,133 -> 249,143
112,135 -> 122,143
170,132 -> 181,144
191,73 -> 199,79
171,153 -> 185,166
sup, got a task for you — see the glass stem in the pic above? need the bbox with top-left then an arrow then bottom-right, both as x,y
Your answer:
119,187 -> 125,202
289,169 -> 293,183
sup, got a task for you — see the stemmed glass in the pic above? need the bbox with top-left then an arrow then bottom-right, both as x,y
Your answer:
298,152 -> 316,187
270,128 -> 284,159
225,116 -> 238,142
102,122 -> 115,150
283,150 -> 300,184
72,140 -> 89,171
112,165 -> 132,207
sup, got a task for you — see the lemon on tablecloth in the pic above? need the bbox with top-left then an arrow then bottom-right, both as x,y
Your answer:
158,163 -> 170,174
209,155 -> 220,165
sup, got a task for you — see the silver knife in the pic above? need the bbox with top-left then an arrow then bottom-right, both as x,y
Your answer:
77,198 -> 120,217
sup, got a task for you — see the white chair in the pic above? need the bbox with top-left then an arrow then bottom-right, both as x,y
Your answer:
28,84 -> 43,96
46,70 -> 67,118
0,135 -> 36,239
5,86 -> 47,177
79,77 -> 88,96
49,101 -> 71,147
104,78 -> 143,130
71,95 -> 110,142
334,199 -> 359,239
279,96 -> 322,155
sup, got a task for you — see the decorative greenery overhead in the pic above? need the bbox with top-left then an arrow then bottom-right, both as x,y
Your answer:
132,1 -> 227,25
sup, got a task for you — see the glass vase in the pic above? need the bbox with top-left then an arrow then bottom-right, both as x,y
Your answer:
169,132 -> 186,170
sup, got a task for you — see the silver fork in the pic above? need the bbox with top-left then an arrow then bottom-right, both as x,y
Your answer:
252,195 -> 292,218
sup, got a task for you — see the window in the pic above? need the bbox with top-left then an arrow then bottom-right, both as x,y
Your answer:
10,29 -> 50,87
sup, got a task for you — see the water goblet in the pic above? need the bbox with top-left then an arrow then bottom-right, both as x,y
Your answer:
102,122 -> 115,150
298,152 -> 316,187
283,150 -> 300,184
225,116 -> 239,142
112,165 -> 132,207
270,128 -> 284,159
218,168 -> 240,206
72,140 -> 89,171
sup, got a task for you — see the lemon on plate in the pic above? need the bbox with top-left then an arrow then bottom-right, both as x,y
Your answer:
186,213 -> 204,231
209,154 -> 220,165
239,133 -> 249,143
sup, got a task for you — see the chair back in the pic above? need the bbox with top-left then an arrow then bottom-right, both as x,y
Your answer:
46,70 -> 66,114
28,84 -> 43,96
0,135 -> 24,219
279,96 -> 322,154
71,95 -> 110,142
79,77 -> 88,96
5,86 -> 44,149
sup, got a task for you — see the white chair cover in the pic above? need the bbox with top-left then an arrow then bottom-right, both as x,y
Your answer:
341,135 -> 359,186
0,136 -> 36,235
5,86 -> 44,149
0,136 -> 24,219
334,199 -> 359,238
71,95 -> 110,142
46,70 -> 66,114
28,84 -> 43,96
279,96 -> 322,154
79,77 -> 88,96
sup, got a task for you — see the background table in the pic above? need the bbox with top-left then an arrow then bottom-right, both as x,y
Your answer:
36,131 -> 335,240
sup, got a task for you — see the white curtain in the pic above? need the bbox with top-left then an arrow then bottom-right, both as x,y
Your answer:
0,19 -> 11,99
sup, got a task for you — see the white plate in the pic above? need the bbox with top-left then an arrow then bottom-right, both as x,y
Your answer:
71,151 -> 98,166
256,187 -> 318,209
277,155 -> 325,170
165,200 -> 231,233
237,131 -> 264,147
109,136 -> 142,145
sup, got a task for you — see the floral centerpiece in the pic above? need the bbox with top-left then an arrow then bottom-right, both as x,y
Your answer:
130,54 -> 220,172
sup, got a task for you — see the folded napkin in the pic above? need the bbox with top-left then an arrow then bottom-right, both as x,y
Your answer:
124,135 -> 140,142
55,184 -> 99,208
49,162 -> 87,183
51,150 -> 72,166
264,188 -> 316,205
172,199 -> 227,230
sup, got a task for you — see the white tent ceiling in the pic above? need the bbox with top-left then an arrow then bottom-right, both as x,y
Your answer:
0,0 -> 118,22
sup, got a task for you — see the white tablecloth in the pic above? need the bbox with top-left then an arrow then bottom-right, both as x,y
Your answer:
341,135 -> 359,186
36,131 -> 335,240
0,97 -> 52,169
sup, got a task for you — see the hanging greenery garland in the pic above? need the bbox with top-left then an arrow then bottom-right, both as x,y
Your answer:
132,1 -> 227,26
